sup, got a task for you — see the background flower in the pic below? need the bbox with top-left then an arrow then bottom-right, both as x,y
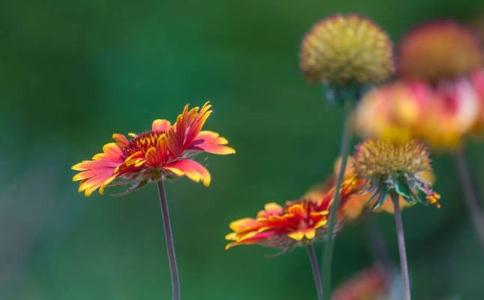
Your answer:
300,14 -> 394,86
355,20 -> 484,149
398,21 -> 482,82
355,79 -> 480,149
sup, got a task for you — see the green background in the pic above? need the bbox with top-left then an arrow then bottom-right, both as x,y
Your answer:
1,0 -> 483,299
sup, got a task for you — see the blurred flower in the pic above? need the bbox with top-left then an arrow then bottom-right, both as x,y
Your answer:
72,102 -> 235,196
333,266 -> 390,300
355,81 -> 427,143
399,21 -> 483,82
225,178 -> 365,250
356,20 -> 484,149
300,14 -> 394,86
353,139 -> 441,208
355,79 -> 480,149
418,78 -> 480,148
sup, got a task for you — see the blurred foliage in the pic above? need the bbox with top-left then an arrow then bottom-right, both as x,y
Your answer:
0,0 -> 483,299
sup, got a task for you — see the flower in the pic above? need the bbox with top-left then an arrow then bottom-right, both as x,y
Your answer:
353,139 -> 440,208
332,266 -> 391,300
399,21 -> 483,82
354,79 -> 480,149
418,78 -> 479,148
225,201 -> 329,250
332,156 -> 412,216
300,14 -> 394,85
72,102 -> 235,196
225,178 -> 364,250
356,20 -> 484,149
354,81 -> 427,144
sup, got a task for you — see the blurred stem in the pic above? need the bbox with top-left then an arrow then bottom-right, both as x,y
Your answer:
365,217 -> 392,271
157,180 -> 181,300
322,100 -> 353,300
391,193 -> 411,300
307,245 -> 323,300
453,148 -> 484,247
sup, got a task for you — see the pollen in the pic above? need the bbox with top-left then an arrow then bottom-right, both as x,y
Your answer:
123,132 -> 163,156
353,139 -> 431,179
399,21 -> 483,82
300,14 -> 394,85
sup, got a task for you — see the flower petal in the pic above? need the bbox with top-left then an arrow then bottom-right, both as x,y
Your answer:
72,143 -> 124,196
152,119 -> 171,132
229,218 -> 259,232
165,159 -> 211,186
112,133 -> 129,147
191,130 -> 236,155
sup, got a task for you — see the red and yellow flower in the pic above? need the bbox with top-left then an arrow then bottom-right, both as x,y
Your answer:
72,102 -> 235,196
355,20 -> 484,149
355,79 -> 480,149
355,81 -> 429,144
225,177 -> 365,250
418,78 -> 479,148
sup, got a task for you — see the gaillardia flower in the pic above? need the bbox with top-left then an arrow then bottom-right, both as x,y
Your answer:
399,21 -> 483,82
225,201 -> 329,250
300,14 -> 394,86
354,79 -> 480,149
418,78 -> 479,148
356,20 -> 483,149
353,139 -> 441,208
225,178 -> 364,250
354,81 -> 427,144
72,102 -> 235,196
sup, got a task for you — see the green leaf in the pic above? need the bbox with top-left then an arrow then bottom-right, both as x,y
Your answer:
373,190 -> 388,209
395,175 -> 412,200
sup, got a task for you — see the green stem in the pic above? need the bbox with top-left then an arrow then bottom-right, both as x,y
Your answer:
365,217 -> 392,270
453,148 -> 484,248
391,193 -> 411,300
307,245 -> 323,300
322,100 -> 353,300
156,180 -> 181,300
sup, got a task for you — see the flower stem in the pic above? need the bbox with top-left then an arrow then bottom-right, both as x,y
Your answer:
453,148 -> 484,248
391,193 -> 411,300
365,217 -> 392,271
156,180 -> 181,300
322,100 -> 353,300
307,245 -> 323,300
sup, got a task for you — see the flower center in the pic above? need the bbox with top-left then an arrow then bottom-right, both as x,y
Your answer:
123,131 -> 163,157
354,139 -> 430,178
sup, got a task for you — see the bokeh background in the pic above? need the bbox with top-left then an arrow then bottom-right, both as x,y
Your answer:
1,0 -> 484,299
